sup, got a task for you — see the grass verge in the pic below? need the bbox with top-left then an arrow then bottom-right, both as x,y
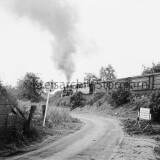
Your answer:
0,103 -> 83,157
122,118 -> 160,159
122,119 -> 160,135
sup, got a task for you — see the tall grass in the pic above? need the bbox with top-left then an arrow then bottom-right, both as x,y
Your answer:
0,101 -> 80,156
18,100 -> 79,124
48,107 -> 79,126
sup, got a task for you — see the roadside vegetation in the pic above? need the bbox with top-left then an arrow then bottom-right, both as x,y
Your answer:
0,72 -> 81,157
51,63 -> 160,123
51,62 -> 160,159
1,63 -> 160,157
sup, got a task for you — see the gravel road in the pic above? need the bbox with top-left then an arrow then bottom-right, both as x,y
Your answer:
6,114 -> 124,160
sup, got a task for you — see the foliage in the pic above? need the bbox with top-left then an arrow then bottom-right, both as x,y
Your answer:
49,90 -> 63,106
17,72 -> 44,103
5,85 -> 18,106
131,91 -> 160,122
99,64 -> 116,81
87,92 -> 105,106
49,95 -> 71,108
149,90 -> 160,122
142,62 -> 160,75
0,82 -> 8,103
123,119 -> 160,135
84,72 -> 98,82
131,95 -> 150,111
70,92 -> 86,109
51,90 -> 63,99
0,102 -> 81,156
108,88 -> 130,106
48,107 -> 79,126
0,82 -> 18,105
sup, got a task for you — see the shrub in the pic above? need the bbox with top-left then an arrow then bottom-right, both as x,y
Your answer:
132,95 -> 150,111
48,107 -> 79,126
150,90 -> 160,104
132,90 -> 160,122
0,83 -> 18,105
142,62 -> 160,75
108,88 -> 130,106
149,90 -> 160,122
17,72 -> 44,103
70,92 -> 86,109
0,118 -> 41,155
87,91 -> 105,106
149,103 -> 160,122
49,91 -> 71,108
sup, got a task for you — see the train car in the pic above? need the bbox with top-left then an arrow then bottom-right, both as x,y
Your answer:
61,82 -> 95,97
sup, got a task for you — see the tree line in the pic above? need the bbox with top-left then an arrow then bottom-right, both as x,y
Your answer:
1,62 -> 160,104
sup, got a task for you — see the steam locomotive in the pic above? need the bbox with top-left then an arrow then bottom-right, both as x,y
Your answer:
61,82 -> 95,97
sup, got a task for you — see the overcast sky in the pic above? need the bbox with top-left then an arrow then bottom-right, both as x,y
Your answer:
0,0 -> 160,86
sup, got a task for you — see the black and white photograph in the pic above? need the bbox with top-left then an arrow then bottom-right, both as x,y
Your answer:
0,0 -> 160,159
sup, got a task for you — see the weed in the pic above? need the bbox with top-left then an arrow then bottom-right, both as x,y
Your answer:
122,119 -> 160,135
86,92 -> 105,106
70,92 -> 86,109
0,101 -> 81,156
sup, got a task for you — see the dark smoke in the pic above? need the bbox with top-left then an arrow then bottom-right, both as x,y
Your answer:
5,0 -> 77,81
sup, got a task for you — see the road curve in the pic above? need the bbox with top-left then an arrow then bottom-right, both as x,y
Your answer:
7,114 -> 124,160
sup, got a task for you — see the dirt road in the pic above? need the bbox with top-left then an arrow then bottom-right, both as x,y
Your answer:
6,114 -> 123,160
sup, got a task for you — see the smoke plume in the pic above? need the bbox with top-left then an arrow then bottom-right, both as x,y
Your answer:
7,0 -> 77,81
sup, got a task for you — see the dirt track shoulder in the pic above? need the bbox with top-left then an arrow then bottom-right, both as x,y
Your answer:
112,133 -> 156,160
73,109 -> 158,160
6,114 -> 123,160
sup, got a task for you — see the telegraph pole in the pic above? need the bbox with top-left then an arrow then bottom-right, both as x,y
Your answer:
43,84 -> 51,127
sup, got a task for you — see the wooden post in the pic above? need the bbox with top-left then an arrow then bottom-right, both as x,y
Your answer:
43,80 -> 55,127
42,105 -> 46,120
43,90 -> 50,127
24,105 -> 36,135
152,76 -> 155,90
149,76 -> 154,90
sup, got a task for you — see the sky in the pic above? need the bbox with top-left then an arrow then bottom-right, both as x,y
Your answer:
0,0 -> 160,86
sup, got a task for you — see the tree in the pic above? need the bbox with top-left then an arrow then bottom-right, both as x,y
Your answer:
142,62 -> 160,75
99,64 -> 116,81
84,73 -> 98,82
0,81 -> 8,103
0,82 -> 18,105
5,85 -> 18,106
17,72 -> 44,102
70,92 -> 86,109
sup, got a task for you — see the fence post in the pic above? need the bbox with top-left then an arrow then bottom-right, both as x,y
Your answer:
152,76 -> 155,90
42,105 -> 46,120
24,105 -> 36,136
5,112 -> 8,136
149,76 -> 154,90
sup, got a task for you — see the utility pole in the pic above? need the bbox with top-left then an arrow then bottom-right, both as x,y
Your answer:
43,81 -> 51,127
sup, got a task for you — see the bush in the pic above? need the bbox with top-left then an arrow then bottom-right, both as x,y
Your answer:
70,92 -> 86,109
0,119 -> 41,155
49,90 -> 72,108
142,62 -> 160,75
48,107 -> 79,126
150,90 -> 160,104
132,90 -> 160,122
108,88 -> 130,106
149,90 -> 160,122
149,103 -> 160,122
17,72 -> 44,103
0,83 -> 18,105
132,95 -> 150,111
87,92 -> 105,106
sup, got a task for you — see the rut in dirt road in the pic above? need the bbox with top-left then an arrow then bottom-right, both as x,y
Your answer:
7,114 -> 124,160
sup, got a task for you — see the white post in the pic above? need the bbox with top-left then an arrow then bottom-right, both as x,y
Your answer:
43,85 -> 51,127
